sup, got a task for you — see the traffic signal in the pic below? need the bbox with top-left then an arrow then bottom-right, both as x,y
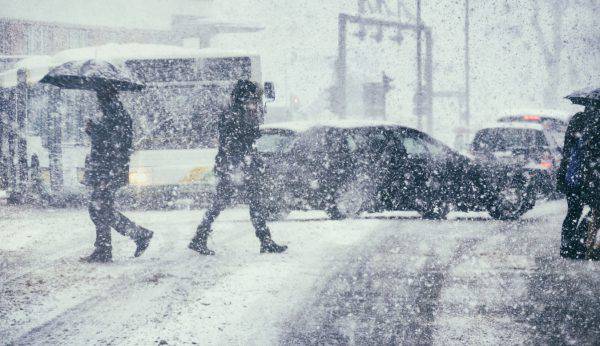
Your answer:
382,73 -> 393,93
291,95 -> 300,112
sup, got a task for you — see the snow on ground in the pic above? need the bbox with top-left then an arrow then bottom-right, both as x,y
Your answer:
1,200 -> 599,344
0,207 -> 392,344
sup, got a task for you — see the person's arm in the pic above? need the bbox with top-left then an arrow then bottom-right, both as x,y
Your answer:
557,112 -> 583,191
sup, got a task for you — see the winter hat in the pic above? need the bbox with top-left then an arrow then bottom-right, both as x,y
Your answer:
231,79 -> 262,104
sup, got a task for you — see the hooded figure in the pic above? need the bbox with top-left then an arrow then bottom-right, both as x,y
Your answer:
189,80 -> 287,255
557,103 -> 600,259
81,86 -> 153,263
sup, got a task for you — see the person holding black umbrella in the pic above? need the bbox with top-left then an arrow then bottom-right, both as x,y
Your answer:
188,79 -> 287,255
40,59 -> 153,262
558,88 -> 600,259
81,85 -> 153,262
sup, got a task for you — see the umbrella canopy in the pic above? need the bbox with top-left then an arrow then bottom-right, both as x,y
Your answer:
565,87 -> 600,106
40,59 -> 144,91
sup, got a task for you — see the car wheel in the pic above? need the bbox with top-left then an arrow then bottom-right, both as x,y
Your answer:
487,176 -> 534,220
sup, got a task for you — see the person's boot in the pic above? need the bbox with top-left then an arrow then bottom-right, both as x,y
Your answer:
560,239 -> 587,260
188,227 -> 215,255
560,249 -> 586,260
260,237 -> 288,254
80,246 -> 112,263
134,227 -> 153,257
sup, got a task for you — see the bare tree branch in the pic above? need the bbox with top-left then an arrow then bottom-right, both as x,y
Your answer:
531,0 -> 553,65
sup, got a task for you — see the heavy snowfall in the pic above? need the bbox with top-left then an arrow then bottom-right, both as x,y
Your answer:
1,0 -> 600,345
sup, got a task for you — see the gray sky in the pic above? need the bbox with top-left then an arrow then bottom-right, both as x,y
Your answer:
2,0 -> 599,142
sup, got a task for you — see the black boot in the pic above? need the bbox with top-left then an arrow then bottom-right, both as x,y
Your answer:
134,228 -> 153,257
189,227 -> 215,255
260,237 -> 288,254
80,246 -> 112,263
560,246 -> 586,260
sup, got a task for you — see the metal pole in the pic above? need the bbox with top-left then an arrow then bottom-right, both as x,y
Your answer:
415,0 -> 423,130
7,89 -> 16,200
16,69 -> 28,202
464,0 -> 471,135
48,89 -> 63,197
337,14 -> 347,117
424,29 -> 433,134
0,90 -> 6,190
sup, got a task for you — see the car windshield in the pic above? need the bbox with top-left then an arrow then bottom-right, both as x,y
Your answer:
293,128 -> 335,155
255,132 -> 296,153
472,128 -> 548,151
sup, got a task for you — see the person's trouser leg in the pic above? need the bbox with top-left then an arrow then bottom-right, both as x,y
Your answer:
88,186 -> 113,250
244,158 -> 272,240
561,194 -> 586,257
195,170 -> 234,237
245,158 -> 287,253
110,210 -> 150,240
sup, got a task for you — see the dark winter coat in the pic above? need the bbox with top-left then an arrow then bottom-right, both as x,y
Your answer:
85,98 -> 134,189
580,109 -> 600,208
557,111 -> 588,195
214,104 -> 262,171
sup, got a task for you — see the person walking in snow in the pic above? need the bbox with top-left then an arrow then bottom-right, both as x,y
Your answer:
81,86 -> 153,263
188,79 -> 287,255
557,103 -> 600,259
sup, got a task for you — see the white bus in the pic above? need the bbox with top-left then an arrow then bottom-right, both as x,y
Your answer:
0,44 -> 274,206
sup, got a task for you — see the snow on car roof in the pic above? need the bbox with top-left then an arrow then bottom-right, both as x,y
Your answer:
261,121 -> 318,132
477,122 -> 546,132
261,119 -> 403,133
316,119 -> 402,129
496,108 -> 573,121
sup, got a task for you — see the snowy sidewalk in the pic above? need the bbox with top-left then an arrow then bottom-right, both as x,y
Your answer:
0,207 -> 392,345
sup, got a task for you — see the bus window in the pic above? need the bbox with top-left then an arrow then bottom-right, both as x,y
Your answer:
122,84 -> 227,150
199,57 -> 251,81
126,59 -> 196,83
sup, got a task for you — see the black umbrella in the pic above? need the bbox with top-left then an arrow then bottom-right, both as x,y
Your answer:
565,87 -> 600,106
40,59 -> 144,91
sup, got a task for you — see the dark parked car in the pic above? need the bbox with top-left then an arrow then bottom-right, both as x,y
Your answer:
260,121 -> 536,220
471,122 -> 563,198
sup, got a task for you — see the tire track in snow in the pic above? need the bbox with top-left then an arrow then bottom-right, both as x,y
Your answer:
281,220 -> 485,345
401,238 -> 481,344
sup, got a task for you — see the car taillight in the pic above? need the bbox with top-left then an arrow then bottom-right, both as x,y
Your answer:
539,161 -> 553,169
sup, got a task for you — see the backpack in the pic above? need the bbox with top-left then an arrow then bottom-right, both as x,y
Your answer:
565,132 -> 588,189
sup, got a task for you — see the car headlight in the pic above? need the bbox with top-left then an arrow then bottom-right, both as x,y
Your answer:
129,167 -> 152,186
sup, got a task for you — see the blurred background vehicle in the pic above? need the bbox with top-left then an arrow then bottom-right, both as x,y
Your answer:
495,110 -> 570,150
471,121 -> 563,199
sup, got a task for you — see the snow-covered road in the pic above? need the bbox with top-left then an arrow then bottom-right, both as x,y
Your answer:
1,201 -> 599,345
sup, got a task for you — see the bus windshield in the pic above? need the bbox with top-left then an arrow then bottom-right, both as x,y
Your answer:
120,55 -> 255,150
122,84 -> 228,150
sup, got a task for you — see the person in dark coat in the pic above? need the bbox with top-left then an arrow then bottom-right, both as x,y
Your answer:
189,80 -> 287,255
557,104 -> 599,259
81,86 -> 153,263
